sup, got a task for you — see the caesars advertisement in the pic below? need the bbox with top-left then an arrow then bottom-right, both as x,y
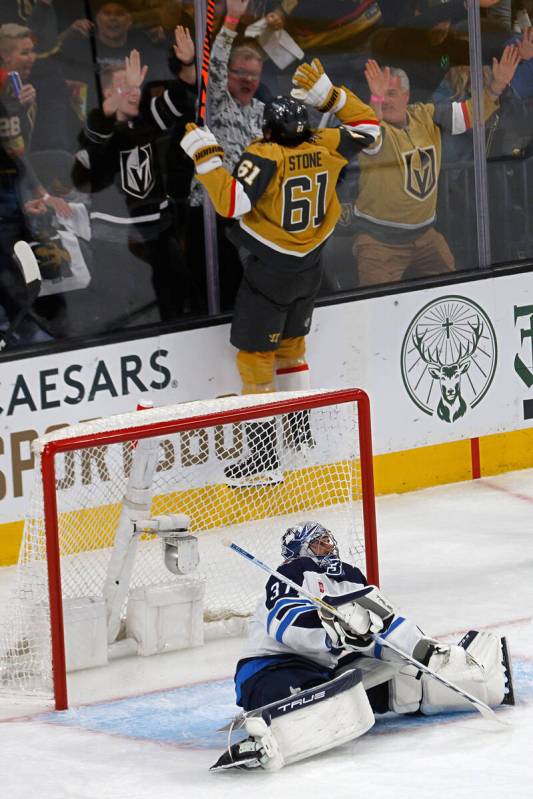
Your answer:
0,270 -> 532,525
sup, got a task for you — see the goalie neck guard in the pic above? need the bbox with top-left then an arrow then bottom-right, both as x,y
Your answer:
281,521 -> 341,572
262,96 -> 312,146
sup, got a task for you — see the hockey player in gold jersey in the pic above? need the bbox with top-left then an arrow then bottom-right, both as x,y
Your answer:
181,59 -> 379,485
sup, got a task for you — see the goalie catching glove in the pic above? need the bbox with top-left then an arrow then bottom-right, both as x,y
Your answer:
320,586 -> 395,653
180,123 -> 224,174
291,58 -> 347,114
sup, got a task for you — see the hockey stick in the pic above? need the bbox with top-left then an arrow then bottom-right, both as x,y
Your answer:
196,0 -> 216,126
194,0 -> 220,314
223,540 -> 505,724
0,241 -> 42,352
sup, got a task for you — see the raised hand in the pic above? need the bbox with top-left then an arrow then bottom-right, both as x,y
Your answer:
180,123 -> 224,174
266,10 -> 285,30
173,26 -> 194,64
69,19 -> 94,37
226,0 -> 249,19
364,60 -> 391,99
491,44 -> 520,94
124,49 -> 148,90
517,27 -> 533,62
291,58 -> 335,109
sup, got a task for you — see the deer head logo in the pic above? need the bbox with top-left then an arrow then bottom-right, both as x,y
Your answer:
413,319 -> 483,422
401,297 -> 497,422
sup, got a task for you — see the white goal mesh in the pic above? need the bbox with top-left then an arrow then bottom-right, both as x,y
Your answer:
0,390 -> 377,705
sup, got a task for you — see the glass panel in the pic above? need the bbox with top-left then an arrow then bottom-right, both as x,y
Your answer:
319,1 -> 478,294
0,0 -> 207,353
2,2 -> 532,356
485,2 -> 533,265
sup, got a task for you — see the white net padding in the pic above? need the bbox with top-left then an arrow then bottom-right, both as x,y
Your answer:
0,390 -> 375,700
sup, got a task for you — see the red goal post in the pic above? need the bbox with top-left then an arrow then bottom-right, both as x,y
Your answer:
0,388 -> 378,710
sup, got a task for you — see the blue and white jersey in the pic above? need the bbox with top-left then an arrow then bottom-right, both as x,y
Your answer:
239,557 -> 368,669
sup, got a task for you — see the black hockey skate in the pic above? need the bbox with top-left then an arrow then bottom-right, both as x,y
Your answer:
283,409 -> 316,451
224,421 -> 283,487
210,738 -> 264,771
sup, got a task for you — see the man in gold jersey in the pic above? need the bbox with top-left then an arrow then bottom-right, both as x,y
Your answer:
181,59 -> 379,485
352,48 -> 519,285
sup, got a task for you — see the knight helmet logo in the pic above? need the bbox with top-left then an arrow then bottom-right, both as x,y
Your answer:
120,144 -> 155,199
402,145 -> 437,201
401,296 -> 497,422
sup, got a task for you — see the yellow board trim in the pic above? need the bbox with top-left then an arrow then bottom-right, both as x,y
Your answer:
0,462 -> 362,566
0,521 -> 24,567
1,426 -> 533,566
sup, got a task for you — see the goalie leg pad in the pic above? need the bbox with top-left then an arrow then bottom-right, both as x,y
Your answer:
420,630 -> 507,715
262,669 -> 374,770
214,669 -> 374,772
389,664 -> 423,714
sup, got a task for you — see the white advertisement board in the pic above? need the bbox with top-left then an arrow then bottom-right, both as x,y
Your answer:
309,271 -> 533,452
0,270 -> 532,523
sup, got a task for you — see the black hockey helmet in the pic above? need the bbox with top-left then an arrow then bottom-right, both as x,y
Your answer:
262,96 -> 311,145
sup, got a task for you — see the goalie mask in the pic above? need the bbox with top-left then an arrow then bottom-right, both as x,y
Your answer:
281,521 -> 342,574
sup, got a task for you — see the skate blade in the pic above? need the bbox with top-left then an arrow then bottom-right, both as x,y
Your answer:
501,636 -> 515,706
210,757 -> 260,772
225,471 -> 284,488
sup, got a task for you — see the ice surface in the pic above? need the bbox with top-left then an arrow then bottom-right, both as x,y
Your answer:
1,469 -> 532,799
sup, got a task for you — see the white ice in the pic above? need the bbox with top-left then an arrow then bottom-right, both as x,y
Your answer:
1,468 -> 532,799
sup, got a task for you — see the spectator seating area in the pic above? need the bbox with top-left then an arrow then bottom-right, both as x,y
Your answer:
0,0 -> 532,349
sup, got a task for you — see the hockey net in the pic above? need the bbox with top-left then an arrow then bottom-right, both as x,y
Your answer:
0,389 -> 378,708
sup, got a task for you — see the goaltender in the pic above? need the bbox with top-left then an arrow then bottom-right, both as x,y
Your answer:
210,521 -> 514,771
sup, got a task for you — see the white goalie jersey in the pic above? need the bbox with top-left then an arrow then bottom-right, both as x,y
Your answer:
239,557 -> 370,668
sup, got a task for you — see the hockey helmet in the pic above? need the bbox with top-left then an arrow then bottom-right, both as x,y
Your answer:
281,521 -> 340,570
262,96 -> 311,145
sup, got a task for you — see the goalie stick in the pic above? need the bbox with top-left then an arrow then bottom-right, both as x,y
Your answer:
0,241 -> 42,352
223,540 -> 506,724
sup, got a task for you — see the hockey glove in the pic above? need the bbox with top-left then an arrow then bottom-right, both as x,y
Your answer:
291,58 -> 346,114
320,601 -> 385,653
180,123 -> 224,174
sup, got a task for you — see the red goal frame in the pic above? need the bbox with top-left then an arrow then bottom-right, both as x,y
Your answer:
40,388 -> 379,710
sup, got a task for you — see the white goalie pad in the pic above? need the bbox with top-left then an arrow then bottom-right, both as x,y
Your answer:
389,664 -> 423,714
421,631 -> 507,715
241,669 -> 375,771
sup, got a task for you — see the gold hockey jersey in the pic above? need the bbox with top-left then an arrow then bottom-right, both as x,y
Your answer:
197,90 -> 379,263
354,91 -> 499,232
280,0 -> 382,51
